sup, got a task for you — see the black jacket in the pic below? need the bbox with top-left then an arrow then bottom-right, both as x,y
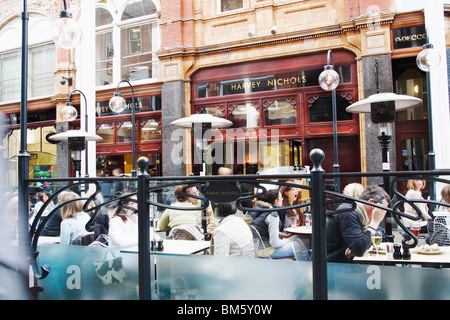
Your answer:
326,203 -> 372,262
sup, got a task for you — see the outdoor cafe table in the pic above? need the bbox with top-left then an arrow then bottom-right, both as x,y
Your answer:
285,226 -> 312,239
353,244 -> 450,268
120,239 -> 210,255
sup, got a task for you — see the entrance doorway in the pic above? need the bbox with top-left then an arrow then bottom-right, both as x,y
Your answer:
96,152 -> 161,177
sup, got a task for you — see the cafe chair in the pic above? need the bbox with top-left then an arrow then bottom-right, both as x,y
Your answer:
428,217 -> 450,246
166,224 -> 205,241
72,233 -> 96,246
249,225 -> 275,259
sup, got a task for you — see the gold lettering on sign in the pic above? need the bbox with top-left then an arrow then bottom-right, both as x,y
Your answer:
230,76 -> 307,92
394,33 -> 426,43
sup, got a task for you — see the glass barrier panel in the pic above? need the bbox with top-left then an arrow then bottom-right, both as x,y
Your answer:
36,245 -> 141,300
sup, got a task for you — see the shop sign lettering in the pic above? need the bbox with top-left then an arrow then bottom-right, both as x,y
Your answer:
229,76 -> 307,92
393,26 -> 426,50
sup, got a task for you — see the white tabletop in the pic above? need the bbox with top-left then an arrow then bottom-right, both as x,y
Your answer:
37,236 -> 60,245
121,239 -> 210,255
285,226 -> 312,235
353,243 -> 450,267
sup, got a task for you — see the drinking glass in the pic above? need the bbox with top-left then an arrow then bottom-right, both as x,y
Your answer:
371,231 -> 383,257
411,224 -> 420,239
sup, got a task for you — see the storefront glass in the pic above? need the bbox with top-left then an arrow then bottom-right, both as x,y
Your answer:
3,126 -> 57,188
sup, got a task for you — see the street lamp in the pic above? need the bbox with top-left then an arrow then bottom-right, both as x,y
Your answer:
51,0 -> 82,49
60,89 -> 91,178
319,50 -> 340,192
109,80 -> 137,177
347,59 -> 422,241
417,43 -> 441,205
171,114 -> 232,176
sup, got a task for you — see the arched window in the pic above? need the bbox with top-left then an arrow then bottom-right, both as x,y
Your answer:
121,0 -> 157,20
0,14 -> 56,102
95,0 -> 159,86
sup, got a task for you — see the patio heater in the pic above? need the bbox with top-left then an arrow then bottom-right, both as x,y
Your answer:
60,89 -> 91,178
48,130 -> 102,178
346,59 -> 422,241
171,114 -> 232,176
318,49 -> 340,192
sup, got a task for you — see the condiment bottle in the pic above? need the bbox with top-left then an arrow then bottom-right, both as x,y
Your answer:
393,243 -> 402,259
402,245 -> 411,260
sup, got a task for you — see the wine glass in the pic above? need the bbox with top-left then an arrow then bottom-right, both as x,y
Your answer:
371,231 -> 383,257
411,224 -> 420,239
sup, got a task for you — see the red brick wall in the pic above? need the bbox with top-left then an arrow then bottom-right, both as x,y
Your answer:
346,0 -> 391,20
159,0 -> 194,48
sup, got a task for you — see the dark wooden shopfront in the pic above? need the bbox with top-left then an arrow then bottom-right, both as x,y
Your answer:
190,50 -> 361,189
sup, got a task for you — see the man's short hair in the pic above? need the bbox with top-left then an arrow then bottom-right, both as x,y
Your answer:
359,185 -> 390,204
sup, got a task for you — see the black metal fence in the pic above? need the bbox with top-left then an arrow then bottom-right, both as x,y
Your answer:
23,149 -> 450,300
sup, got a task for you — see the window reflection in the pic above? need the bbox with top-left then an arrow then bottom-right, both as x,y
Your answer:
401,138 -> 428,171
117,122 -> 133,143
264,99 -> 297,126
96,123 -> 114,144
229,103 -> 260,128
309,95 -> 352,123
141,119 -> 161,141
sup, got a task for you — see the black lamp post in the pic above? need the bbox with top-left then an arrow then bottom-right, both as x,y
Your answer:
19,0 -> 81,284
109,80 -> 137,177
417,43 -> 441,206
18,0 -> 30,257
347,59 -> 423,241
319,50 -> 340,192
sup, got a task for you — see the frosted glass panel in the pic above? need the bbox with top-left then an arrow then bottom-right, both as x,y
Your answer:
35,245 -> 450,300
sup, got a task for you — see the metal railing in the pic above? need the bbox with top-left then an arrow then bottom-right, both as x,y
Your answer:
23,149 -> 450,300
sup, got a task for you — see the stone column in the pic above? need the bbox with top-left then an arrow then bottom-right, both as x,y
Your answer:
361,55 -> 396,186
161,81 -> 188,177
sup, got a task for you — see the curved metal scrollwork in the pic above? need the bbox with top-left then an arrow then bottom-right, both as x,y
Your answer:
28,180 -> 137,280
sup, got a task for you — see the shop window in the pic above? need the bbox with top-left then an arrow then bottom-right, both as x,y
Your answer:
0,14 -> 55,102
229,102 -> 260,128
96,123 -> 114,144
393,57 -> 428,121
3,126 -> 57,184
263,99 -> 297,126
308,95 -> 353,123
400,138 -> 428,171
195,106 -> 225,118
219,0 -> 243,12
117,121 -> 133,143
141,119 -> 161,141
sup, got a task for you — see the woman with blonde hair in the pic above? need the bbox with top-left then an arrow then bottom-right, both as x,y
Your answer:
343,183 -> 369,231
59,191 -> 93,245
403,179 -> 431,232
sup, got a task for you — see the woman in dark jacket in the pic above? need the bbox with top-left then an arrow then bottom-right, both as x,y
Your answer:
251,189 -> 309,261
